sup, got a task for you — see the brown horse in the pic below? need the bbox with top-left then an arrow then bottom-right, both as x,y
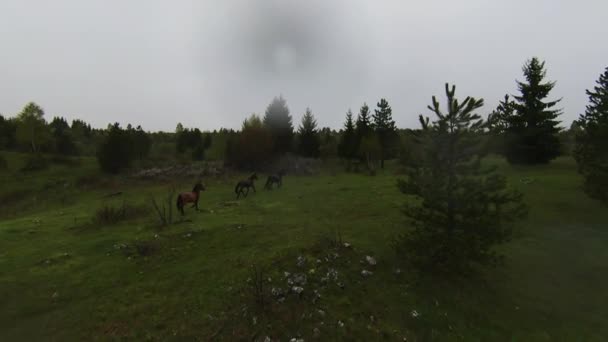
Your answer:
235,173 -> 258,199
176,182 -> 205,215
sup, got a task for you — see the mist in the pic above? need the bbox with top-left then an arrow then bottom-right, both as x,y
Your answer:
1,0 -> 606,131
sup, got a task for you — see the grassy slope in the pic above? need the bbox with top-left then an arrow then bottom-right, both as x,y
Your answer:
0,154 -> 607,341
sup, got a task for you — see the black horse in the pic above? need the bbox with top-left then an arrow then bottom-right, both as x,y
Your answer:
235,173 -> 258,199
265,169 -> 286,190
176,182 -> 206,215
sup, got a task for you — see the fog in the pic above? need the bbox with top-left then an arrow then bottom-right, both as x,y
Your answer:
1,0 -> 606,131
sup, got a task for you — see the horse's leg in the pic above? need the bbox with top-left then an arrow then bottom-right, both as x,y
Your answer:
195,199 -> 200,211
252,184 -> 256,193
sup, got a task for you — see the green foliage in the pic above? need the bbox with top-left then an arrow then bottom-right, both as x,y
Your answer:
50,117 -> 79,156
575,67 -> 608,205
96,123 -> 134,174
0,115 -> 17,149
176,126 -> 209,161
355,103 -> 373,144
338,109 -> 357,160
264,95 -> 294,154
372,98 -> 398,168
226,114 -> 273,169
297,108 -> 320,158
397,84 -> 526,273
20,153 -> 49,172
504,57 -> 562,164
15,102 -> 52,153
0,153 -> 7,170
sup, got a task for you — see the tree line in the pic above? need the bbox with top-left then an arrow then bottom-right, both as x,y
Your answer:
1,57 -> 606,208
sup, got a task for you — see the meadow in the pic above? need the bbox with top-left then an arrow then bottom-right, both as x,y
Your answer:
1,152 -> 607,341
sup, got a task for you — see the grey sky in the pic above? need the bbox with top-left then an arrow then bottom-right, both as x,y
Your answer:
1,0 -> 606,131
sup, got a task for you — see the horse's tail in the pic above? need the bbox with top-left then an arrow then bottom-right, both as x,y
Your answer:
176,194 -> 183,210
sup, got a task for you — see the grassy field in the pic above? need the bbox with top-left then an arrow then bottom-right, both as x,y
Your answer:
1,152 -> 607,341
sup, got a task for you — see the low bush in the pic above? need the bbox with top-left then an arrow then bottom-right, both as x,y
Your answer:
20,154 -> 48,172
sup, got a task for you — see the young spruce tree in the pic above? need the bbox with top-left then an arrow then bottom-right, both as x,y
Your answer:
575,67 -> 608,205
397,84 -> 526,272
338,109 -> 357,160
297,108 -> 320,158
373,98 -> 397,168
505,57 -> 562,164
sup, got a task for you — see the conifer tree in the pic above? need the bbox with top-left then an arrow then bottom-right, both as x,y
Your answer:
297,108 -> 320,158
397,84 -> 526,272
575,67 -> 608,205
505,57 -> 562,164
338,109 -> 357,160
373,98 -> 398,168
264,96 -> 294,154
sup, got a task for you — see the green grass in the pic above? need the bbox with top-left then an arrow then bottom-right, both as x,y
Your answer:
0,155 -> 607,340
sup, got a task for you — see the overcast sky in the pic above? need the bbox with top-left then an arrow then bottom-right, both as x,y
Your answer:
1,0 -> 606,131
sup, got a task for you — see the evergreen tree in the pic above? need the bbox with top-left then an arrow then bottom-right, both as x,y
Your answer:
132,125 -> 151,160
486,95 -> 516,155
355,103 -> 373,155
396,84 -> 526,272
297,108 -> 320,158
264,95 -> 294,154
504,57 -> 562,164
0,115 -> 17,149
50,117 -> 78,155
97,123 -> 133,174
338,109 -> 357,160
575,67 -> 608,205
373,98 -> 398,168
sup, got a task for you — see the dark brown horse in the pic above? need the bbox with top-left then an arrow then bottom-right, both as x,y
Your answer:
235,173 -> 257,199
265,169 -> 286,190
177,182 -> 205,215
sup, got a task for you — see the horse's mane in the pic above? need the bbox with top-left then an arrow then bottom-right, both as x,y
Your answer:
192,183 -> 202,192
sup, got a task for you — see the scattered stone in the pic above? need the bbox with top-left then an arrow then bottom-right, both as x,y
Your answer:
292,273 -> 307,286
326,268 -> 338,281
308,268 -> 316,275
271,287 -> 285,298
52,291 -> 59,299
317,309 -> 326,317
337,282 -> 345,289
410,310 -> 420,318
252,316 -> 257,325
284,271 -> 291,278
313,327 -> 321,338
263,337 -> 271,342
394,268 -> 402,275
296,255 -> 307,268
361,270 -> 374,277
290,338 -> 304,342
291,286 -> 304,296
343,242 -> 351,248
316,259 -> 322,264
365,256 -> 377,266
154,234 -> 159,239
183,233 -> 192,238
337,320 -> 345,328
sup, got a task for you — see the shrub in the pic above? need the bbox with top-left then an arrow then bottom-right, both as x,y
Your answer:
0,154 -> 7,170
94,202 -> 147,225
20,154 -> 48,172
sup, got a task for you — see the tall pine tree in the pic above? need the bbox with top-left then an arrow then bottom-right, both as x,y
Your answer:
297,108 -> 320,158
264,95 -> 294,154
575,67 -> 608,205
355,103 -> 372,155
373,98 -> 398,168
338,109 -> 357,160
505,57 -> 562,164
397,84 -> 526,272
